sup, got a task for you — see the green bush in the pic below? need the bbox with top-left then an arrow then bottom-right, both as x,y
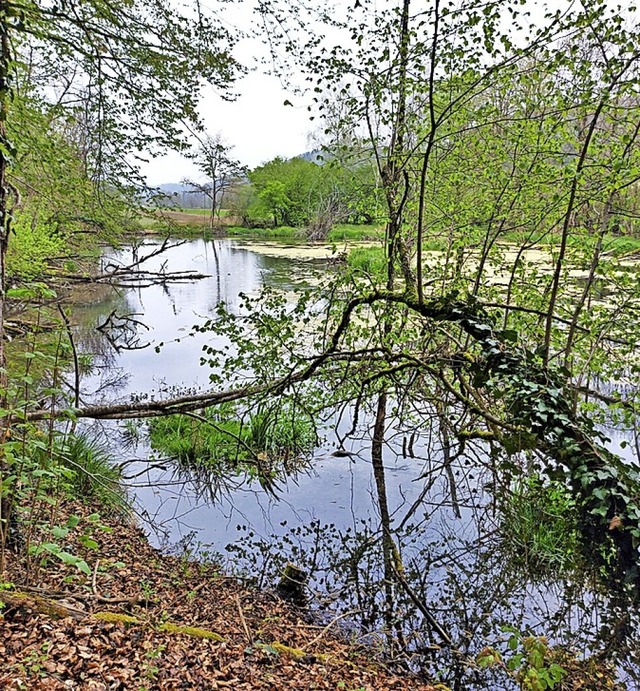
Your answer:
6,214 -> 67,280
3,430 -> 127,552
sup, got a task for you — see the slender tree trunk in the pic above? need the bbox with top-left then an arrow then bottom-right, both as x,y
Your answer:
371,392 -> 395,635
382,0 -> 414,293
370,4 -> 414,633
371,391 -> 408,650
0,7 -> 12,566
416,0 -> 440,305
543,54 -> 640,363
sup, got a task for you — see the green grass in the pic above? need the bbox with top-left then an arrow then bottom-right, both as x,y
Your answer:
499,475 -> 579,579
499,228 -> 640,254
148,402 -> 316,472
179,208 -> 209,215
178,208 -> 231,218
58,434 -> 128,513
224,225 -> 303,239
600,233 -> 640,256
346,246 -> 387,277
223,223 -> 384,241
224,224 -> 384,242
22,432 -> 128,514
327,224 -> 385,241
137,215 -> 163,230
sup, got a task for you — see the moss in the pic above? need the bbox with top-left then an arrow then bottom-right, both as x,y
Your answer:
256,641 -> 329,662
157,622 -> 224,641
95,611 -> 141,625
94,612 -> 224,641
269,642 -> 307,659
457,429 -> 497,441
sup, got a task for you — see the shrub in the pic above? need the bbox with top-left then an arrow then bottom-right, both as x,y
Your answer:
6,214 -> 67,280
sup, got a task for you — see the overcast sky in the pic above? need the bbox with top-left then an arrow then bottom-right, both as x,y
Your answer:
141,74 -> 312,186
140,1 -> 314,186
141,0 -> 640,186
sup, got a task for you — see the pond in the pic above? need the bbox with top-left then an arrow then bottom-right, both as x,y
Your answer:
79,238 -> 422,548
74,236 -> 639,690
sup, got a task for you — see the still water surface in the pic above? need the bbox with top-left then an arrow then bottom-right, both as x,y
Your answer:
81,238 -> 422,545
75,237 -> 638,689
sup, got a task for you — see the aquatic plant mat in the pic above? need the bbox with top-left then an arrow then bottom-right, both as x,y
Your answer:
0,504 -> 437,690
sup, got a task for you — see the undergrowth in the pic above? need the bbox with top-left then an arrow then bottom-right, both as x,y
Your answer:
499,475 -> 579,579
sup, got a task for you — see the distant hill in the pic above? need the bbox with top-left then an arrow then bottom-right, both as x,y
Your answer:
157,183 -> 185,195
299,149 -> 326,164
150,151 -> 325,208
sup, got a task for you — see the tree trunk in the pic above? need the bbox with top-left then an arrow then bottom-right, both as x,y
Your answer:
371,393 -> 393,630
381,0 -> 413,293
0,9 -> 12,567
371,391 -> 405,648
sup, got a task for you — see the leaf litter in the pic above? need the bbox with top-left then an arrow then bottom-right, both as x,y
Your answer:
0,503 -> 439,690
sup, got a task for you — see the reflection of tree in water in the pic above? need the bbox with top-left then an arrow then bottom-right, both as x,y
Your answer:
63,241 -> 640,687
72,285 -> 135,399
96,310 -> 150,352
168,450 -> 315,506
223,405 -> 637,689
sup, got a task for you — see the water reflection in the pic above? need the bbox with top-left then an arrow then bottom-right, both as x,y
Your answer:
73,238 -> 638,689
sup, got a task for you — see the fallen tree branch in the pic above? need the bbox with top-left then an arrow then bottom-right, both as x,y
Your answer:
0,590 -> 224,640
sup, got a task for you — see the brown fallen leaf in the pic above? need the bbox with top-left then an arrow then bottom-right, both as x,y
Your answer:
609,515 -> 623,531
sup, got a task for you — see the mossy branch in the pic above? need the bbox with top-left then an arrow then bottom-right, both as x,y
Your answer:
0,591 -> 225,641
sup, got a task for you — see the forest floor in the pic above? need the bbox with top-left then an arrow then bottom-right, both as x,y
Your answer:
0,504 -> 440,690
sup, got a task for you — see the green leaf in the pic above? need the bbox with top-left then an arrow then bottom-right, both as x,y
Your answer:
66,515 -> 81,529
57,552 -> 91,575
79,537 -> 100,551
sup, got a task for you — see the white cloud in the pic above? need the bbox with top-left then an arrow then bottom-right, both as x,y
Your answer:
143,73 -> 312,185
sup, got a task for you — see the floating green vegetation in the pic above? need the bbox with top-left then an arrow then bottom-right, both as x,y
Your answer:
499,475 -> 579,580
148,401 -> 317,475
